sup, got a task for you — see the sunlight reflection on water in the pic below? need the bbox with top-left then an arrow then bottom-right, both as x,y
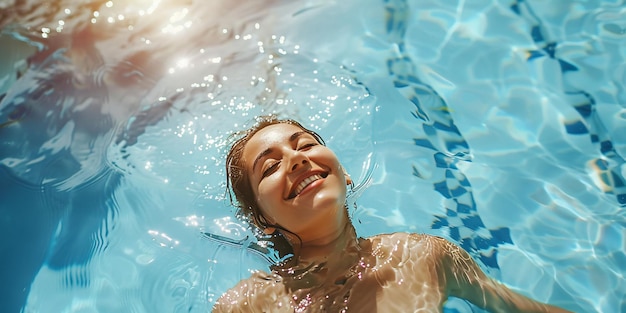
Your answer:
1,0 -> 624,312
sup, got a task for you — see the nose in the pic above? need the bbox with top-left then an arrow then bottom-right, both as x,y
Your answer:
287,150 -> 309,172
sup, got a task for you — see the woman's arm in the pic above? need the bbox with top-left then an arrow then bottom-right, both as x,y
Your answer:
431,236 -> 572,313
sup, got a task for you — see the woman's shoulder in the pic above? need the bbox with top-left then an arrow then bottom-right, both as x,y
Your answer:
361,233 -> 456,300
212,270 -> 291,313
365,232 -> 454,260
367,232 -> 450,246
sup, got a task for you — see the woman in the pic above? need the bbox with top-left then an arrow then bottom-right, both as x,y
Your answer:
213,115 -> 572,313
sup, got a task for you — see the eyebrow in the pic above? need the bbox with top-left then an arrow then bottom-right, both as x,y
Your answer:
252,131 -> 307,172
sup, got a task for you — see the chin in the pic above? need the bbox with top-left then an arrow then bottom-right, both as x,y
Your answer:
309,190 -> 346,212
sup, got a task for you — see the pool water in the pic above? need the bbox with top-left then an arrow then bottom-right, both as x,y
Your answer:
1,0 -> 624,312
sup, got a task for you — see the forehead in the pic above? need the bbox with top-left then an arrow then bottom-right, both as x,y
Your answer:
243,123 -> 307,157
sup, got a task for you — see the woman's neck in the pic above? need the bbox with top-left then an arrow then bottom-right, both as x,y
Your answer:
298,220 -> 360,262
275,221 -> 363,289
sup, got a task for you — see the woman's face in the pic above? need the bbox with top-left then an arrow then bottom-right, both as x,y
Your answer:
243,123 -> 350,244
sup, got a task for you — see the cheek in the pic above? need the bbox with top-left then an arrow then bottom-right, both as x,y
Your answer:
255,179 -> 282,214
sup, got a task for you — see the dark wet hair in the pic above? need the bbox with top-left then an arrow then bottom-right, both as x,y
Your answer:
225,115 -> 325,231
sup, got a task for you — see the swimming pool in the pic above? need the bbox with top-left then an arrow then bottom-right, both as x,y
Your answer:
1,0 -> 624,312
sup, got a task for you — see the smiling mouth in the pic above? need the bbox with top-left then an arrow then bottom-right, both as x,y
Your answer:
287,172 -> 328,199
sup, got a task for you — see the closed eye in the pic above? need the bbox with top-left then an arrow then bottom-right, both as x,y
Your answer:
298,143 -> 317,150
260,142 -> 316,178
262,161 -> 280,178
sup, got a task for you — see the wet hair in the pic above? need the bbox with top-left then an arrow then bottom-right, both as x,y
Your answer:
225,115 -> 325,231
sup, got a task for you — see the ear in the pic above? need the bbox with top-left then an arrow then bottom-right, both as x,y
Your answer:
343,170 -> 352,185
263,226 -> 277,235
339,164 -> 352,185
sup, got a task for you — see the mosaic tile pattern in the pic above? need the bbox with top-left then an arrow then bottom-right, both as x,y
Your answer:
511,0 -> 626,206
383,0 -> 513,272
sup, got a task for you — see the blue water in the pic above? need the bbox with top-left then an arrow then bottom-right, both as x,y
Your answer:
1,0 -> 625,312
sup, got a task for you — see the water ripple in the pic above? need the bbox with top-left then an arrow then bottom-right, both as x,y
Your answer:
3,1 -> 623,312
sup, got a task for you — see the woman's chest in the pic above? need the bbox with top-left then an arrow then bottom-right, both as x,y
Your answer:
284,263 -> 445,312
